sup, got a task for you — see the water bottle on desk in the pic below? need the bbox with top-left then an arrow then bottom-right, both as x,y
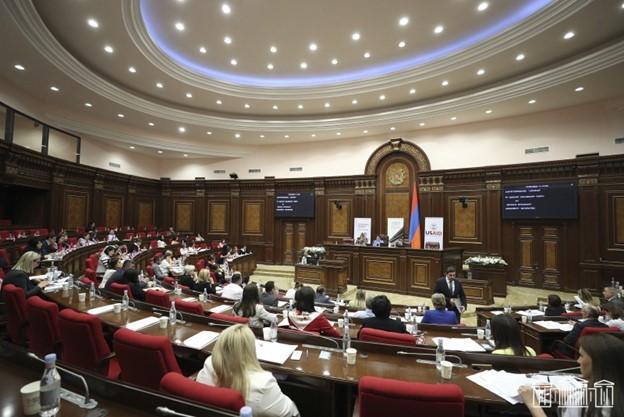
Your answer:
67,274 -> 74,288
39,353 -> 61,417
202,288 -> 208,302
121,290 -> 129,311
239,406 -> 253,417
436,339 -> 445,372
89,282 -> 96,300
342,310 -> 351,353
270,318 -> 278,343
169,301 -> 177,325
485,319 -> 492,339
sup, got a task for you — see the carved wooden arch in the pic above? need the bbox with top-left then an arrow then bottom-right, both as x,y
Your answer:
365,138 -> 431,175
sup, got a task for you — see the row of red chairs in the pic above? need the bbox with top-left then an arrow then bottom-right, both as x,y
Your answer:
0,228 -> 49,240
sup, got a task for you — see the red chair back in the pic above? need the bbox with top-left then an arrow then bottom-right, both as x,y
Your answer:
85,256 -> 98,271
26,296 -> 60,357
358,376 -> 464,417
580,326 -> 621,338
160,372 -> 245,411
209,312 -> 249,324
146,265 -> 155,277
561,311 -> 583,318
146,290 -> 171,308
113,328 -> 181,390
358,328 -> 417,346
163,277 -> 176,287
175,299 -> 205,315
110,282 -> 133,298
2,284 -> 28,344
195,259 -> 206,271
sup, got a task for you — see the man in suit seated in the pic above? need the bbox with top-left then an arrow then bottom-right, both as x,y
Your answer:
602,286 -> 618,308
421,293 -> 459,325
433,266 -> 467,321
221,272 -> 243,301
556,304 -> 608,357
260,280 -> 279,307
315,286 -> 331,304
359,295 -> 406,334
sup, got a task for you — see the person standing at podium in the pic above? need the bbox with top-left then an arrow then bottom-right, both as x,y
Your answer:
433,266 -> 466,321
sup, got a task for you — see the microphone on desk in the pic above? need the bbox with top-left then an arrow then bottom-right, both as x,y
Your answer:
527,366 -> 581,377
155,406 -> 197,417
396,351 -> 466,367
292,329 -> 341,350
27,352 -> 98,409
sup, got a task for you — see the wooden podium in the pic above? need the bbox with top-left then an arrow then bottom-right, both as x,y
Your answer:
294,259 -> 348,297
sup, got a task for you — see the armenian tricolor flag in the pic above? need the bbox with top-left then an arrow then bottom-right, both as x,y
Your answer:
408,183 -> 421,249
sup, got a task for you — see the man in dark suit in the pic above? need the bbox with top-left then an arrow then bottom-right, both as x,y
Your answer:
556,304 -> 607,357
433,266 -> 466,321
359,295 -> 406,334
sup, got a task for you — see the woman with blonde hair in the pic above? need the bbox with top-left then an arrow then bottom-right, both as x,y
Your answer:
1,251 -> 48,297
197,324 -> 299,417
352,288 -> 367,310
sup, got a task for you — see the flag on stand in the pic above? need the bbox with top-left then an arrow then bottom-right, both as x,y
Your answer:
408,183 -> 421,249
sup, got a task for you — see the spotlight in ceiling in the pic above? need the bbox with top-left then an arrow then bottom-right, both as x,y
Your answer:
477,2 -> 489,12
87,18 -> 99,28
309,42 -> 318,51
575,86 -> 584,92
224,36 -> 232,44
156,82 -> 164,88
351,32 -> 361,41
14,64 -> 25,71
267,63 -> 274,70
477,68 -> 486,76
300,62 -> 308,69
398,41 -> 406,48
399,16 -> 409,26
199,46 -> 207,54
104,45 -> 114,53
409,88 -> 416,94
434,25 -> 444,34
528,99 -> 536,104
221,3 -> 231,14
563,31 -> 575,40
351,99 -> 358,104
117,113 -> 125,118
516,53 -> 526,61
331,58 -> 338,65
128,66 -> 136,73
50,86 -> 60,92
178,126 -> 186,133
270,45 -> 278,53
230,58 -> 238,66
84,102 -> 93,107
186,92 -> 193,98
363,51 -> 371,58
174,22 -> 185,31
379,94 -> 386,100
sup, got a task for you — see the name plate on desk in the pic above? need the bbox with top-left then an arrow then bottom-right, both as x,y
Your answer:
126,316 -> 160,331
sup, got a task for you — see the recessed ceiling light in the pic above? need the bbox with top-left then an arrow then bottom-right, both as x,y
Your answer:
221,3 -> 231,14
419,122 -> 425,126
450,116 -> 457,120
621,2 -> 624,9
390,127 -> 396,131
528,99 -> 536,104
336,132 -> 341,136
363,51 -> 371,58
156,82 -> 164,88
104,45 -> 114,53
300,62 -> 308,69
199,46 -> 207,54
311,134 -> 316,137
309,42 -> 318,51
259,134 -> 264,138
575,86 -> 584,92
206,131 -> 212,135
157,150 -> 163,154
477,68 -> 486,76
224,36 -> 232,44
399,16 -> 409,26
477,2 -> 489,12
324,102 -> 331,108
50,86 -> 59,92
351,32 -> 361,41
297,104 -> 304,109
398,41 -> 406,48
272,104 -> 278,110
331,58 -> 338,65
284,134 -> 289,138
434,25 -> 444,34
84,102 -> 92,107
117,113 -> 125,118
128,66 -> 136,73
230,58 -> 238,66
175,22 -> 185,31
14,64 -> 25,71
441,80 -> 449,86
87,18 -> 99,28
235,133 -> 241,138
516,53 -> 526,61
352,99 -> 358,104
270,45 -> 277,53
183,154 -> 188,157
244,103 -> 250,108
216,99 -> 222,104
485,109 -> 493,114
178,126 -> 186,133
379,94 -> 386,100
409,88 -> 416,94
186,92 -> 193,98
267,63 -> 274,70
563,31 -> 575,40
129,146 -> 135,150
363,130 -> 368,134
148,122 -> 155,126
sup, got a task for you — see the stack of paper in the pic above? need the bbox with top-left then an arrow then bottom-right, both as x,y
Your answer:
181,297 -> 197,302
489,311 -> 505,316
209,304 -> 232,314
87,305 -> 115,315
255,340 -> 298,365
516,310 -> 545,317
145,286 -> 169,292
534,321 -> 574,332
432,337 -> 486,352
183,331 -> 219,350
126,316 -> 160,331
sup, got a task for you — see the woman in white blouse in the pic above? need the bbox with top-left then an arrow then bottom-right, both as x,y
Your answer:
233,284 -> 277,328
197,324 -> 299,417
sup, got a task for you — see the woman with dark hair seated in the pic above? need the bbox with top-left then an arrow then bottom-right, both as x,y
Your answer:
421,293 -> 458,325
288,286 -> 340,337
544,294 -> 566,316
491,314 -> 536,356
234,284 -> 277,328
359,295 -> 406,334
121,269 -> 146,301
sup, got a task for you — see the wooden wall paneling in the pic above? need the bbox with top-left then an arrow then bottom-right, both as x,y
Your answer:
126,183 -> 136,228
49,172 -> 64,232
314,179 -> 325,244
63,191 -> 88,230
159,179 -> 171,229
359,252 -> 401,292
174,200 -> 194,232
207,200 -> 229,235
327,197 -> 352,240
194,180 -> 206,237
448,194 -> 484,248
485,177 -> 502,256
604,190 -> 624,258
137,200 -> 154,227
283,222 -> 294,264
242,200 -> 264,236
230,183 -> 241,244
264,181 -> 275,263
103,196 -> 123,228
517,225 -> 537,287
542,226 -> 562,290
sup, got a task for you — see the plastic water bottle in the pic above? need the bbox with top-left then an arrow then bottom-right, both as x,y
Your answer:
89,282 -> 96,300
485,319 -> 492,339
121,290 -> 129,311
436,339 -> 445,371
411,315 -> 418,335
239,406 -> 253,417
405,306 -> 412,321
169,301 -> 177,325
342,310 -> 351,352
67,274 -> 74,288
39,353 -> 61,417
202,288 -> 208,301
270,318 -> 278,342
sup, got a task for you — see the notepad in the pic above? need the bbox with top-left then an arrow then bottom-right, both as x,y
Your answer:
516,310 -> 545,317
125,316 -> 160,331
277,300 -> 288,308
490,311 -> 505,315
87,305 -> 115,315
181,297 -> 197,302
209,304 -> 232,313
255,340 -> 298,365
183,331 -> 220,350
534,321 -> 574,332
432,337 -> 486,352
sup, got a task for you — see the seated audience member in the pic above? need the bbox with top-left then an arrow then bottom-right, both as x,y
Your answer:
372,235 -> 383,247
208,263 -> 225,285
222,272 -> 244,301
544,294 -> 566,316
167,226 -> 177,238
178,240 -> 188,257
556,305 -> 608,357
519,333 -> 624,417
352,288 -> 367,310
350,296 -> 375,319
288,286 -> 340,337
57,233 -> 69,250
260,281 -> 279,307
421,293 -> 459,325
359,295 -> 406,334
26,238 -> 42,254
100,258 -> 123,289
577,288 -> 595,306
197,324 -> 299,417
78,232 -> 91,247
156,236 -> 167,249
491,314 -> 536,356
602,286 -> 618,308
40,235 -> 57,256
178,265 -> 197,289
194,233 -> 205,242
1,251 -> 48,297
605,300 -> 624,331
104,260 -> 135,290
159,250 -> 174,275
284,282 -> 301,299
234,284 -> 278,328
151,255 -> 166,282
315,286 -> 331,304
106,229 -> 118,242
193,268 -> 216,294
97,246 -> 116,277
239,245 -> 248,255
121,269 -> 146,301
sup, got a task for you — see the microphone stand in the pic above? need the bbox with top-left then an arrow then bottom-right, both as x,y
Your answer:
396,351 -> 467,368
155,406 -> 197,417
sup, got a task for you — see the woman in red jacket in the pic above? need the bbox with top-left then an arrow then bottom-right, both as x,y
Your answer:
288,286 -> 340,337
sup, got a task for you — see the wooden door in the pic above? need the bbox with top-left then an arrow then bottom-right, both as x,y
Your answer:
282,222 -> 307,264
516,225 -> 562,289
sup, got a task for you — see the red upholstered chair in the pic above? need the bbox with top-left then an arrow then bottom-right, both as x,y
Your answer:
357,376 -> 464,417
163,277 -> 176,288
58,309 -> 120,379
0,231 -> 9,240
160,372 -> 245,412
358,328 -> 417,346
175,299 -> 205,315
209,312 -> 249,324
85,256 -> 98,271
146,290 -> 171,308
552,326 -> 621,359
110,282 -> 133,298
150,240 -> 158,249
38,228 -> 48,237
113,328 -> 182,390
26,296 -> 60,357
561,311 -> 583,318
68,237 -> 78,247
580,326 -> 621,337
2,284 -> 28,344
75,227 -> 85,235
83,268 -> 97,284
146,265 -> 155,277
195,259 -> 206,271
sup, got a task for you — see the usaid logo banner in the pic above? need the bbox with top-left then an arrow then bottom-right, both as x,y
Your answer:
424,217 -> 444,250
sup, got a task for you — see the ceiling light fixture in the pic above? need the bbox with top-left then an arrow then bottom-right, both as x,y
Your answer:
221,3 -> 231,14
148,122 -> 155,126
362,130 -> 368,134
379,94 -> 386,100
157,150 -> 163,154
128,66 -> 136,73
477,68 -> 486,76
267,63 -> 274,70
129,146 -> 135,149
284,135 -> 289,138
186,92 -> 193,98
270,45 -> 277,53
84,102 -> 92,107
230,58 -> 238,66
183,154 -> 188,157
156,82 -> 164,88
199,46 -> 207,54
300,62 -> 308,69
399,16 -> 409,26
336,132 -> 341,136
485,109 -> 493,114
324,102 -> 330,108
477,2 -> 489,12
216,99 -> 223,104
398,41 -> 406,48
104,45 -> 114,53
419,122 -> 425,126
564,31 -> 575,40
352,99 -> 358,104
272,104 -> 278,110
363,51 -> 371,58
351,32 -> 361,41
235,133 -> 241,138
441,80 -> 449,86
390,127 -> 396,131
259,134 -> 265,138
309,42 -> 318,51
224,36 -> 232,44
409,88 -> 416,94
575,86 -> 584,92
244,103 -> 250,108
50,86 -> 59,92
206,131 -> 212,135
14,64 -> 25,71
434,25 -> 444,34
450,116 -> 457,120
331,58 -> 338,65
117,113 -> 125,118
528,99 -> 536,104
87,18 -> 99,28
297,104 -> 304,109
175,22 -> 185,31
516,53 -> 526,61
311,134 -> 316,137
178,127 -> 186,133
